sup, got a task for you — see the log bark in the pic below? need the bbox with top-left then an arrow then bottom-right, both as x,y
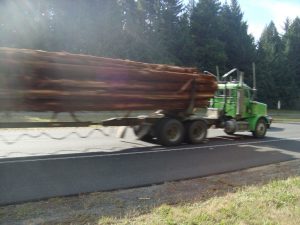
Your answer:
0,48 -> 217,112
0,59 -> 214,83
0,48 -> 199,73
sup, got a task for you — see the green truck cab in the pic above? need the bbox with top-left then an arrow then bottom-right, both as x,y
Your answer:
207,69 -> 271,138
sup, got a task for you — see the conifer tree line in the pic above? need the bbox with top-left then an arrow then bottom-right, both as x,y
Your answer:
0,0 -> 299,109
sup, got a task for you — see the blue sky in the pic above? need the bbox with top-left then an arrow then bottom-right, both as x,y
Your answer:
184,0 -> 300,40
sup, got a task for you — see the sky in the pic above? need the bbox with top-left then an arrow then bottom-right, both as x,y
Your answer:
184,0 -> 300,40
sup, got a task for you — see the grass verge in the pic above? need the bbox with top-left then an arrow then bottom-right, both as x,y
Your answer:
98,177 -> 300,225
269,109 -> 300,123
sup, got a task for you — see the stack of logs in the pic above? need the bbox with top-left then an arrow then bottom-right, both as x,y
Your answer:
0,48 -> 218,112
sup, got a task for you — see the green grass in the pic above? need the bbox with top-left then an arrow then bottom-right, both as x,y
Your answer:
98,177 -> 300,225
269,109 -> 300,123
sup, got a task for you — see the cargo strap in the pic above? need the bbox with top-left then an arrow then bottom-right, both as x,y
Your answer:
186,79 -> 196,115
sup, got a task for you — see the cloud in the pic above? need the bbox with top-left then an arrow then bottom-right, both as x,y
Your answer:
222,0 -> 300,39
248,23 -> 266,40
186,0 -> 300,39
258,0 -> 300,33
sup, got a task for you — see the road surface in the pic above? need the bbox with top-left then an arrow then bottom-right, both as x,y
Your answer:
1,123 -> 299,158
0,123 -> 299,205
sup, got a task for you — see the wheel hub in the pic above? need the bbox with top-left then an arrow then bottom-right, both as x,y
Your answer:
166,125 -> 180,141
257,123 -> 266,135
192,126 -> 202,138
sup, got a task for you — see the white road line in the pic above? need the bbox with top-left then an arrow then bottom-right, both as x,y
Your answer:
1,137 -> 300,164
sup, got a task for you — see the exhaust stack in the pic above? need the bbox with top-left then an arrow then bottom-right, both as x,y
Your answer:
252,62 -> 257,100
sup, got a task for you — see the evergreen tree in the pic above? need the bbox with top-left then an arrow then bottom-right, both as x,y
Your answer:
158,0 -> 185,64
286,18 -> 300,86
283,18 -> 291,34
118,0 -> 151,61
176,12 -> 196,66
137,0 -> 171,63
256,22 -> 290,108
86,0 -> 123,57
190,0 -> 227,72
285,17 -> 300,108
0,0 -> 52,50
220,0 -> 255,76
186,0 -> 196,16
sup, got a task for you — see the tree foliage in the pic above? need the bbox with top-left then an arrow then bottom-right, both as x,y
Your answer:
0,0 -> 299,109
256,18 -> 300,108
220,0 -> 255,73
190,0 -> 226,71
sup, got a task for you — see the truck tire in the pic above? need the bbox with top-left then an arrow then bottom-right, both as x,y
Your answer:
133,125 -> 153,142
185,120 -> 207,144
224,130 -> 235,135
224,119 -> 237,135
155,118 -> 184,146
252,118 -> 267,138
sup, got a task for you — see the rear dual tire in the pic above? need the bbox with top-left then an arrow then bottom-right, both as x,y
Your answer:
155,119 -> 207,146
155,118 -> 184,146
184,120 -> 207,144
135,118 -> 208,146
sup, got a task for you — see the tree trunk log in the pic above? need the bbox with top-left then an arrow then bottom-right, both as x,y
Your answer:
0,48 -> 217,112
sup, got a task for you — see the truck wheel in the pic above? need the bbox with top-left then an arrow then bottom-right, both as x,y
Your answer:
224,119 -> 237,135
185,120 -> 207,144
155,118 -> 184,146
133,125 -> 153,142
252,118 -> 267,138
224,130 -> 235,135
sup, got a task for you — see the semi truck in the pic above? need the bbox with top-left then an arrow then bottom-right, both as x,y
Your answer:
102,68 -> 271,146
0,67 -> 271,147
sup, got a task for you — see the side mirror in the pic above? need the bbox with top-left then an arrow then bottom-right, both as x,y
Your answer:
222,68 -> 238,81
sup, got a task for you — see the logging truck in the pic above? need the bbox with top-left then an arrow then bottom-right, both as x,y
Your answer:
103,68 -> 272,146
0,48 -> 271,146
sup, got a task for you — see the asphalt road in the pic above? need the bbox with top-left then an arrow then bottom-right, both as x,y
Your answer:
0,123 -> 300,205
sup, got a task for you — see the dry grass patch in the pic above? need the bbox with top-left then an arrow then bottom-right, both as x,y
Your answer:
98,177 -> 300,225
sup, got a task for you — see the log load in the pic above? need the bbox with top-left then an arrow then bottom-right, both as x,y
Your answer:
0,48 -> 218,112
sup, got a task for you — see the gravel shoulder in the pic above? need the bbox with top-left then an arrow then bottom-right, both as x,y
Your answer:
1,159 -> 300,225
